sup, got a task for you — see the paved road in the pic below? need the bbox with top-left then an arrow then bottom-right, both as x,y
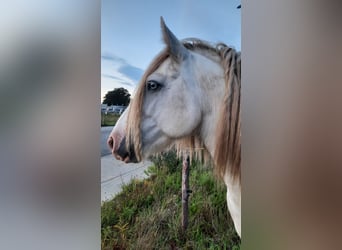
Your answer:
101,155 -> 152,202
101,126 -> 152,202
101,126 -> 113,156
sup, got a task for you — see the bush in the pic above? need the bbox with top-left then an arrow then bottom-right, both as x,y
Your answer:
150,150 -> 181,174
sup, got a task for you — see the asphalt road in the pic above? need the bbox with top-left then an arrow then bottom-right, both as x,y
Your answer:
101,126 -> 113,156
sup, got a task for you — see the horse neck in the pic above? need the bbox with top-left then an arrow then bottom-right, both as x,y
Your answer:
195,59 -> 226,158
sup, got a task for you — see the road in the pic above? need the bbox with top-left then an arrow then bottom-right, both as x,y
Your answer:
101,126 -> 113,156
101,155 -> 152,202
101,126 -> 152,202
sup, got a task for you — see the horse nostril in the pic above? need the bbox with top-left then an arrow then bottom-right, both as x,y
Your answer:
107,136 -> 114,150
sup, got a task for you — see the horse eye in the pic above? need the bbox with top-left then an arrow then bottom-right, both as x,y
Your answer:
147,80 -> 162,91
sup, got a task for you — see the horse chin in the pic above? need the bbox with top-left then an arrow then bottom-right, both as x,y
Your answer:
115,151 -> 139,163
126,154 -> 138,163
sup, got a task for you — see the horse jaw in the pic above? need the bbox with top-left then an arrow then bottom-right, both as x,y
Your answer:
140,115 -> 173,157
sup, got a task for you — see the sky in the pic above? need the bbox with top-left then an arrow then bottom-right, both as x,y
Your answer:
101,0 -> 241,101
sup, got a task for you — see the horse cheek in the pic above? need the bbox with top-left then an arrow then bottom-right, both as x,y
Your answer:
159,95 -> 200,138
183,96 -> 201,133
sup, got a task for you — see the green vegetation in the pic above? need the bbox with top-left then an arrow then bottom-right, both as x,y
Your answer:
101,113 -> 120,127
103,87 -> 131,106
101,151 -> 240,249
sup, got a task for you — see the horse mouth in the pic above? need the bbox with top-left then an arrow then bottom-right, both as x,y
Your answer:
115,152 -> 138,164
114,136 -> 138,163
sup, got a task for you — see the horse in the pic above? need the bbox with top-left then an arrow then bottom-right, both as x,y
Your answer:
107,17 -> 241,237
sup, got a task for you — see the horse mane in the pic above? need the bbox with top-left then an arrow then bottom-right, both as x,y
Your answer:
126,38 -> 241,183
214,44 -> 241,183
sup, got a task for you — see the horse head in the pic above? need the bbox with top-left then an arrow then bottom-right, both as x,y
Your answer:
108,17 -> 225,163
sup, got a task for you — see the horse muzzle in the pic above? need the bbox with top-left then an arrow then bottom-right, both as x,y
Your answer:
107,135 -> 138,163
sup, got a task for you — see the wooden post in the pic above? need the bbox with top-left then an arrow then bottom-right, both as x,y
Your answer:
182,154 -> 191,231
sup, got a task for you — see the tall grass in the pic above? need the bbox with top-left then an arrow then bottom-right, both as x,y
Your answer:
101,151 -> 240,249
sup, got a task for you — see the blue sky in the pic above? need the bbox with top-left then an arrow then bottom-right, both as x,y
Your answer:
101,0 -> 241,100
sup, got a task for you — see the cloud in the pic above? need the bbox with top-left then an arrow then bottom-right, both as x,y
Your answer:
101,73 -> 124,82
101,52 -> 143,84
101,52 -> 126,64
101,73 -> 134,87
117,65 -> 143,82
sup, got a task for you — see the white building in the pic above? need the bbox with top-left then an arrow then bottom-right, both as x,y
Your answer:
105,105 -> 127,115
101,104 -> 108,113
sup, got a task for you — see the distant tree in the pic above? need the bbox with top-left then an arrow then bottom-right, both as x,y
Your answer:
103,88 -> 131,106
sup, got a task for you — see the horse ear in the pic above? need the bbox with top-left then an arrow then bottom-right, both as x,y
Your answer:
160,17 -> 189,62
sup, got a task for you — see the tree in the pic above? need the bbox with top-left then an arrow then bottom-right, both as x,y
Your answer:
102,88 -> 131,106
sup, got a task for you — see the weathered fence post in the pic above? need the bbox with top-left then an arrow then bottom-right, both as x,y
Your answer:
182,154 -> 191,231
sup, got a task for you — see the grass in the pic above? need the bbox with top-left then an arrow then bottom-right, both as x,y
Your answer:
101,113 -> 120,127
101,151 -> 241,249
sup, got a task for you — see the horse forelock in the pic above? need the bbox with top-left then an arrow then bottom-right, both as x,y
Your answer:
126,39 -> 241,183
